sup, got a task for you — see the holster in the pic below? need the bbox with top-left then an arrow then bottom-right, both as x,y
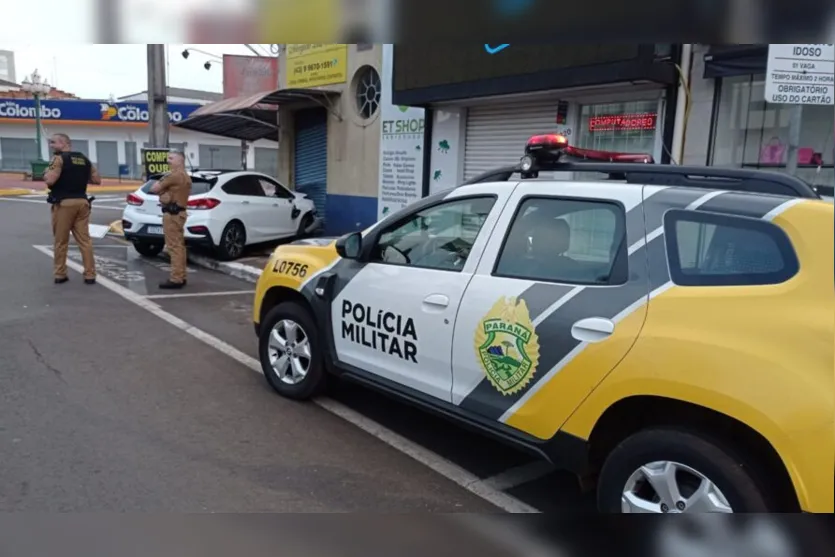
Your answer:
161,203 -> 185,215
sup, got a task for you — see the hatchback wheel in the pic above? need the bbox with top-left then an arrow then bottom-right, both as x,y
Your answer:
258,301 -> 326,400
133,241 -> 163,258
215,221 -> 246,260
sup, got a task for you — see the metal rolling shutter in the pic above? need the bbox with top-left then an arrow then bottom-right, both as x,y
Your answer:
463,100 -> 566,181
254,147 -> 279,178
198,144 -> 242,170
0,137 -> 37,171
293,108 -> 328,226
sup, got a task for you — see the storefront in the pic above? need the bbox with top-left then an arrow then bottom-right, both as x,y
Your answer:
703,45 -> 834,188
392,44 -> 681,193
0,98 -> 278,177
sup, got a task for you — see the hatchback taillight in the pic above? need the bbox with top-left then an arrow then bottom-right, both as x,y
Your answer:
188,198 -> 221,210
126,193 -> 144,206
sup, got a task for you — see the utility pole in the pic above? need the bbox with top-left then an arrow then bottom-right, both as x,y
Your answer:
147,44 -> 169,148
96,0 -> 119,43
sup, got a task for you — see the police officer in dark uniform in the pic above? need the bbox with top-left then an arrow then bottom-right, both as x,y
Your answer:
43,133 -> 101,284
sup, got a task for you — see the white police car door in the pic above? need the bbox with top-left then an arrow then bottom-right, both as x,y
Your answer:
331,184 -> 513,403
450,180 -> 659,437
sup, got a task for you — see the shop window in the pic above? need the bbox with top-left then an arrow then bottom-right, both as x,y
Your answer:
710,74 -> 834,187
575,100 -> 659,158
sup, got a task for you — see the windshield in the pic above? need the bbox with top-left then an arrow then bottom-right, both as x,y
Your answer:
140,178 -> 214,196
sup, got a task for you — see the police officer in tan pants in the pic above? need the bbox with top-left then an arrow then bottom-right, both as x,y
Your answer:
43,133 -> 101,284
150,151 -> 192,289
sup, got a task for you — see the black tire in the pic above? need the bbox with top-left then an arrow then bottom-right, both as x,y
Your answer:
215,220 -> 246,261
133,241 -> 164,258
597,428 -> 771,513
296,212 -> 314,238
258,301 -> 326,400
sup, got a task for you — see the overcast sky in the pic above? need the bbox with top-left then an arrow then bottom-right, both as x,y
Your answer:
0,44 -> 273,100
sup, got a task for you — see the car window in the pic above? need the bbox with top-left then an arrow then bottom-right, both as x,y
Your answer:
140,177 -> 213,196
494,197 -> 627,285
665,210 -> 799,286
223,175 -> 265,197
373,196 -> 496,272
258,177 -> 293,199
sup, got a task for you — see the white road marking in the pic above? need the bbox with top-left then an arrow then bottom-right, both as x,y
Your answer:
32,244 -> 541,514
480,461 -> 555,491
144,290 -> 254,300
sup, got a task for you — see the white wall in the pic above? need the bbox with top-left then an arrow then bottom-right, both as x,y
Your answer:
117,92 -> 216,105
0,123 -> 276,170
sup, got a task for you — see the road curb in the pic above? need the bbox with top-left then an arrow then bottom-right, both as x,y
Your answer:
0,188 -> 34,197
159,249 -> 264,284
108,220 -> 124,236
89,185 -> 140,193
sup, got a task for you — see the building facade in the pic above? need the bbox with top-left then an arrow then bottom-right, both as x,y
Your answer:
391,44 -> 683,195
0,96 -> 278,179
682,44 -> 834,188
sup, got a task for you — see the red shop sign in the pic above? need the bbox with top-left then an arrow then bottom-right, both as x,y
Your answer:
589,112 -> 657,132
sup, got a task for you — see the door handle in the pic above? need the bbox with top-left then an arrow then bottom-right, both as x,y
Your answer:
571,317 -> 615,343
423,294 -> 449,308
242,200 -> 250,205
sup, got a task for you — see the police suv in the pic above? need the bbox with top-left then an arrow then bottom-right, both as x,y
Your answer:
252,134 -> 833,514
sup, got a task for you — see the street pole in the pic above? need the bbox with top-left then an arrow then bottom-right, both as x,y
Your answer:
786,104 -> 803,176
33,92 -> 43,162
147,44 -> 169,148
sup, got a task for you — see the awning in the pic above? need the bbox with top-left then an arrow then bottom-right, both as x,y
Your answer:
174,90 -> 280,142
703,45 -> 767,79
173,87 -> 342,142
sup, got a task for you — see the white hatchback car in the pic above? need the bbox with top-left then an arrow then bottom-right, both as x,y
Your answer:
122,170 -> 321,260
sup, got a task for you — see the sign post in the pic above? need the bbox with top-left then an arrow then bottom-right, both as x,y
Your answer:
765,44 -> 834,176
141,147 -> 171,178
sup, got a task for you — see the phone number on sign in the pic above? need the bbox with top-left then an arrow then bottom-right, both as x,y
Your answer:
294,60 -> 338,74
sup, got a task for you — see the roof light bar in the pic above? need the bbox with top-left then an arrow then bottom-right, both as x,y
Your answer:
521,133 -> 654,177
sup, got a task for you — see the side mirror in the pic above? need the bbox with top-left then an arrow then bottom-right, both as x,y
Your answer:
335,232 -> 362,260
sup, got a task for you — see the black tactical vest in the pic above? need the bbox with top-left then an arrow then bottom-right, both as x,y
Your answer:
51,151 -> 91,201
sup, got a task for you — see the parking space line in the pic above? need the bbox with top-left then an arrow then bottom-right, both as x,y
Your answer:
480,461 -> 555,491
144,290 -> 255,300
31,244 -> 541,514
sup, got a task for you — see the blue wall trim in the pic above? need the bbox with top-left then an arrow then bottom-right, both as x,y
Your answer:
324,194 -> 378,235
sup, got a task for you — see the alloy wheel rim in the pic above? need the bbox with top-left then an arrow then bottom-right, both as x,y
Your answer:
267,319 -> 312,385
621,460 -> 733,513
225,227 -> 244,257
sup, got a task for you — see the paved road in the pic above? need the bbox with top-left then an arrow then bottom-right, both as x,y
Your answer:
0,195 -> 595,513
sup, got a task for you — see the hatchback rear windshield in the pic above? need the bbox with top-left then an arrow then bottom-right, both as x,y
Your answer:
140,178 -> 214,196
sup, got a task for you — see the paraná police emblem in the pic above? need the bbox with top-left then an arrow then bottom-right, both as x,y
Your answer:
474,297 -> 540,396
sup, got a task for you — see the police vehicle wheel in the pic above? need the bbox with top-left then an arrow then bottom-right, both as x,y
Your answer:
259,301 -> 326,400
133,241 -> 163,258
597,428 -> 771,514
216,221 -> 246,261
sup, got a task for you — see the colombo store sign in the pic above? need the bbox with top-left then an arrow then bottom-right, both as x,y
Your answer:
0,99 -> 200,125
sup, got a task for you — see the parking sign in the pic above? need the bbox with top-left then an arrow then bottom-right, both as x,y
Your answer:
765,44 -> 834,105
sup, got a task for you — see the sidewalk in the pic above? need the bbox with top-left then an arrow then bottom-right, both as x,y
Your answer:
0,172 -> 142,196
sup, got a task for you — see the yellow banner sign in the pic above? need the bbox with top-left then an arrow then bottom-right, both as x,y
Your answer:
286,44 -> 348,88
